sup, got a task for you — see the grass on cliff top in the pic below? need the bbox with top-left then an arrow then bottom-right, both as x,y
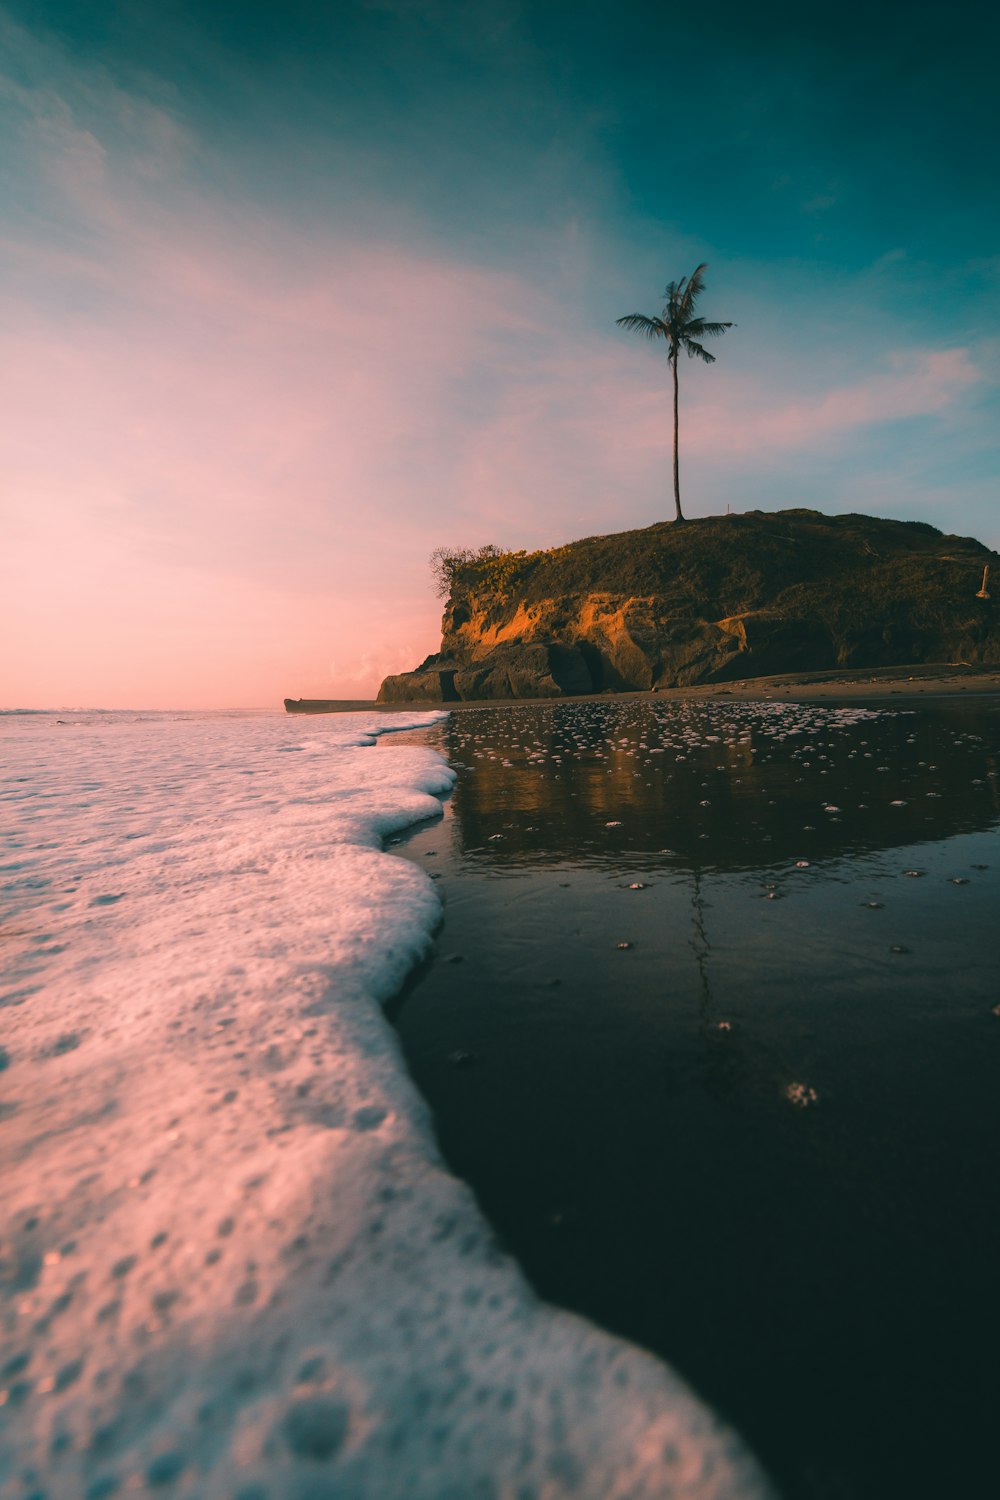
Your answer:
449,509 -> 994,620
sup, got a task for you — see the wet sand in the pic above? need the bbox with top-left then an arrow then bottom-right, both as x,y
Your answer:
386,696 -> 1000,1500
676,662 -> 1000,702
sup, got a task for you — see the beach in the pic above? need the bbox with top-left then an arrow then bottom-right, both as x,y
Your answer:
289,662 -> 1000,718
4,688 -> 998,1498
7,0 -> 997,1490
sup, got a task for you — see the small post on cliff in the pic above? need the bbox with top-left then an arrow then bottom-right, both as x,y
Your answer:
976,565 -> 991,600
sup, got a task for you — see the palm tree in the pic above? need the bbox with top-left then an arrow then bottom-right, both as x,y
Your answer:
617,264 -> 732,522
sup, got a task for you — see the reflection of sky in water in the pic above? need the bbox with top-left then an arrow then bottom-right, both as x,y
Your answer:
393,698 -> 1000,1500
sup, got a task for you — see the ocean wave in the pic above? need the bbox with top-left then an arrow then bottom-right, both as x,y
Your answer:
0,709 -> 770,1499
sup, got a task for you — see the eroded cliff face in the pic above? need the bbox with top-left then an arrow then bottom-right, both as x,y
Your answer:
377,510 -> 1000,702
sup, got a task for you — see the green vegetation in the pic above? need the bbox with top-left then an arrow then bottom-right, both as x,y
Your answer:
474,510 -> 992,623
616,264 -> 733,523
429,545 -> 505,599
430,542 -> 575,603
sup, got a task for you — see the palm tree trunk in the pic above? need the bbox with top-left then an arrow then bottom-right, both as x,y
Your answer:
672,352 -> 684,521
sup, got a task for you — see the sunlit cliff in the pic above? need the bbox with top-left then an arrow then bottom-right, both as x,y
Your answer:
378,509 -> 999,702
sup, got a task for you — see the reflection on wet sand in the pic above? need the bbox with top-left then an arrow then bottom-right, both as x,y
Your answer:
393,697 -> 1000,1500
419,698 -> 1000,870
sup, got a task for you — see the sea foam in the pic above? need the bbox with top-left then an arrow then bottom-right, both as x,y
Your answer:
0,710 -> 771,1499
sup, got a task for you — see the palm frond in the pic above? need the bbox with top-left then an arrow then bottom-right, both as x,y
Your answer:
683,317 -> 733,339
683,339 -> 715,362
678,262 -> 708,316
616,313 -> 669,341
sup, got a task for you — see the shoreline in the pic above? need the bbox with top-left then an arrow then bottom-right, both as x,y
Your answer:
286,662 -> 1000,714
0,710 -> 777,1499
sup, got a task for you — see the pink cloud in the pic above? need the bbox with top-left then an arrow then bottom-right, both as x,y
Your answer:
679,347 -> 981,456
3,221 -> 984,706
440,340 -> 984,547
2,184 -> 556,703
2,41 -> 990,705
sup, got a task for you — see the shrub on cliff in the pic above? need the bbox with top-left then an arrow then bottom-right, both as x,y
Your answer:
430,544 -> 530,601
430,545 -> 501,598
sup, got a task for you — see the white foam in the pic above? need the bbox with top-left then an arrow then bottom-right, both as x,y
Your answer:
0,710 -> 772,1499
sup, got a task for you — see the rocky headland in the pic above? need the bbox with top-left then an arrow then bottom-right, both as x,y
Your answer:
376,509 -> 999,703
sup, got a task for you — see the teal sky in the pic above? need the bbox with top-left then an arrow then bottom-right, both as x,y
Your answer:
3,0 -> 998,705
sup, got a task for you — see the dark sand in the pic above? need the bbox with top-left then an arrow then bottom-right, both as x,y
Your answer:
286,662 -> 1000,715
385,694 -> 1000,1500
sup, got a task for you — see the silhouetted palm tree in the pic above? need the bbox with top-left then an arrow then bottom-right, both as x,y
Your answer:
617,264 -> 732,522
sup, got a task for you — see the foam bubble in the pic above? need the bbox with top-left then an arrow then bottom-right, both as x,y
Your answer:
0,710 -> 772,1499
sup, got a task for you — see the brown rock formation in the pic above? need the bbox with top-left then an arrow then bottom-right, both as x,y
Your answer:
377,509 -> 1000,703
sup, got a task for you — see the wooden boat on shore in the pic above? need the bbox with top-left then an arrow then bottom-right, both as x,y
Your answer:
285,699 -> 337,713
283,698 -> 376,714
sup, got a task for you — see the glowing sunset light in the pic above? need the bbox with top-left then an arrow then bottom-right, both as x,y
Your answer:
3,11 -> 998,1500
2,1 -> 996,707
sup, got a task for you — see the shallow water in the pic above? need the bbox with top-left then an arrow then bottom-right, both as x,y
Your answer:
390,697 -> 1000,1500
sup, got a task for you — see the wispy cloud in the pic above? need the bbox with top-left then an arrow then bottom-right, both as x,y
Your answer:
441,340 -> 987,542
2,14 -> 996,706
679,347 -> 983,456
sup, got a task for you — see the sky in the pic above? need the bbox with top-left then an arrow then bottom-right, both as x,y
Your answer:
2,0 -> 998,708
